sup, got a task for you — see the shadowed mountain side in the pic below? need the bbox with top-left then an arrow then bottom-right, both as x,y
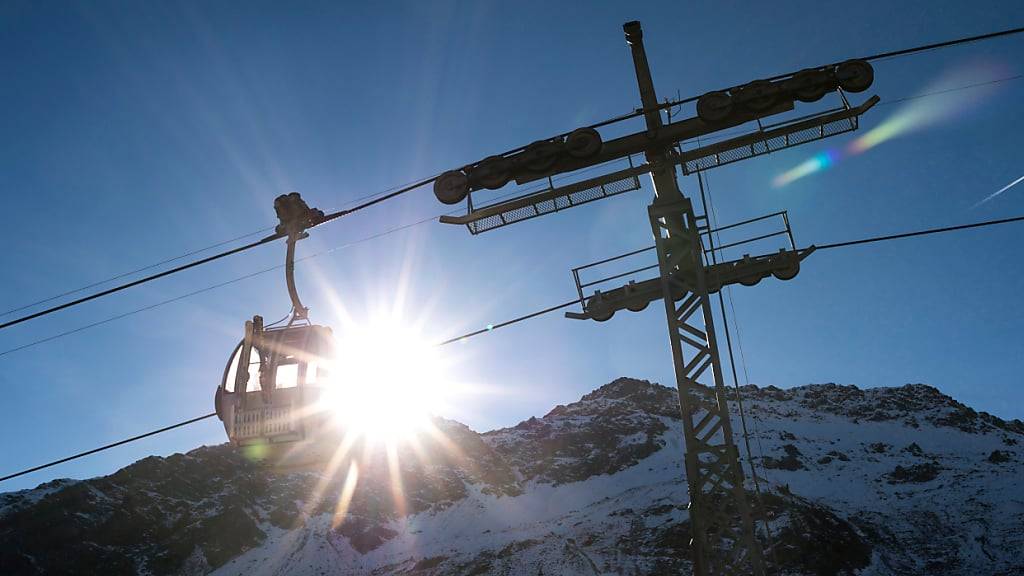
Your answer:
1,378 -> 1022,575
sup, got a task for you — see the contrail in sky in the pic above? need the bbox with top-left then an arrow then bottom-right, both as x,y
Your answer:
973,174 -> 1024,208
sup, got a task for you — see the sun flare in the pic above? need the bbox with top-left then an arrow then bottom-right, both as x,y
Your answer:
318,316 -> 451,443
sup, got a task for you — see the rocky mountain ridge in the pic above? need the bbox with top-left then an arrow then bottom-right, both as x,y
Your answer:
1,378 -> 1022,575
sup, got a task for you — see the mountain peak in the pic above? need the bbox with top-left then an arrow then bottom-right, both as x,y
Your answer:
581,376 -> 667,400
740,382 -> 1024,435
2,377 -> 1022,575
562,377 -> 681,418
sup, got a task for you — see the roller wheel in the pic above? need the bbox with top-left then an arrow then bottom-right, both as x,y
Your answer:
587,293 -> 614,321
772,262 -> 800,281
696,91 -> 733,123
565,127 -> 603,159
519,140 -> 562,172
787,69 -> 830,103
434,170 -> 470,205
474,156 -> 513,190
739,274 -> 763,287
733,80 -> 779,112
626,300 -> 649,313
835,59 -> 874,93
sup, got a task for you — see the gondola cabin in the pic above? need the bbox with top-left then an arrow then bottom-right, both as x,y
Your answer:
215,315 -> 337,466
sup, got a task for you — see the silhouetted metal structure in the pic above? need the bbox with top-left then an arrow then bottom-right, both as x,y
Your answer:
215,193 -> 338,466
433,21 -> 877,576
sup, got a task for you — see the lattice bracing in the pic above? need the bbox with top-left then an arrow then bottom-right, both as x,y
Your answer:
648,198 -> 766,576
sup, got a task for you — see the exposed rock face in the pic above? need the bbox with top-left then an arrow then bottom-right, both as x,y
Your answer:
1,378 -> 1022,575
482,378 -> 680,485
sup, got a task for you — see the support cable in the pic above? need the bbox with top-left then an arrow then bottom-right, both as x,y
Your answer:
0,165 -> 619,359
0,297 -> 578,483
0,175 -> 438,333
5,213 -> 1024,481
6,24 -> 1023,333
687,131 -> 765,484
862,26 -> 1024,63
460,26 -> 1024,159
435,300 -> 578,346
0,216 -> 438,358
0,265 -> 286,359
7,23 -> 1023,332
0,413 -> 218,483
0,174 -> 436,321
0,227 -> 274,319
814,215 -> 1024,250
881,74 -> 1023,106
676,73 -> 1024,151
6,17 -> 1024,476
698,178 -> 763,485
723,286 -> 773,507
692,152 -> 778,563
0,237 -> 277,332
655,25 -> 1024,112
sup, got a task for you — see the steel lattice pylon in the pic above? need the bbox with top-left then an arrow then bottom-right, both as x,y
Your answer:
648,188 -> 767,576
628,23 -> 766,574
432,18 -> 880,575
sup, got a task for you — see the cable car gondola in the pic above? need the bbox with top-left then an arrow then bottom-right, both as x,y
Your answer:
214,193 -> 338,466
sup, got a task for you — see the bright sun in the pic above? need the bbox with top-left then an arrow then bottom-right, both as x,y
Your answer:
318,316 -> 451,443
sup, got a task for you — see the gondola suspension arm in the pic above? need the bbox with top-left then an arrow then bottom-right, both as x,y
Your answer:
285,237 -> 305,320
269,193 -> 325,323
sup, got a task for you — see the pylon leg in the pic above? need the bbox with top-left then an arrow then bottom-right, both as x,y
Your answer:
649,195 -> 766,576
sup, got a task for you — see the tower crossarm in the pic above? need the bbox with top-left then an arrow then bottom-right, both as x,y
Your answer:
566,242 -> 814,322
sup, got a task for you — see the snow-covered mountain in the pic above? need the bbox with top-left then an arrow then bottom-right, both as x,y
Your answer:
2,378 -> 1022,575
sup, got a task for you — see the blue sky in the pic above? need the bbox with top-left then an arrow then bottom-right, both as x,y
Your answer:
2,1 -> 1023,491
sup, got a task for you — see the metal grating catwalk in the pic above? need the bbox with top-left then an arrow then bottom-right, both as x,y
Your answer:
440,163 -> 646,234
681,95 -> 879,174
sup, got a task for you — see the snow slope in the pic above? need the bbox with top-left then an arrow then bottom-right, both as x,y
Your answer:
1,378 -> 1021,575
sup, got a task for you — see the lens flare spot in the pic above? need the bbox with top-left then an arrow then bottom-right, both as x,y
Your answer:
773,58 -> 1011,187
242,443 -> 269,461
772,150 -> 837,188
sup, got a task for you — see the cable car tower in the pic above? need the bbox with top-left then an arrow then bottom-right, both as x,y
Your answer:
432,21 -> 877,575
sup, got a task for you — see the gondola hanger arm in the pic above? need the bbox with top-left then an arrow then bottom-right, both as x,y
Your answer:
271,192 -> 326,323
